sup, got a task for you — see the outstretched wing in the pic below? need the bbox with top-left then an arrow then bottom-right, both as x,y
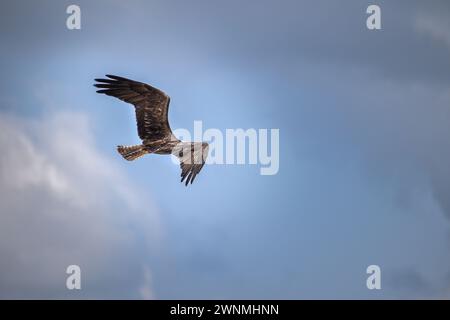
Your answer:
94,75 -> 173,142
176,142 -> 209,186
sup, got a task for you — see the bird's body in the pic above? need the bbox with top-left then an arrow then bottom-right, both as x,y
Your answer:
94,74 -> 209,185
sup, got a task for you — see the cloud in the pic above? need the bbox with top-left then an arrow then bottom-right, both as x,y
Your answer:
2,0 -> 450,300
415,14 -> 450,50
138,265 -> 155,300
0,110 -> 162,298
388,268 -> 450,299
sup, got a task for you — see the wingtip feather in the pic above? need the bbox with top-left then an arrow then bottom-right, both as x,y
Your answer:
106,74 -> 129,81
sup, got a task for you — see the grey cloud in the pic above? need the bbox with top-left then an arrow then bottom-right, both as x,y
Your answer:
415,12 -> 450,50
2,0 -> 450,299
3,1 -> 449,85
0,110 -> 161,298
387,269 -> 436,298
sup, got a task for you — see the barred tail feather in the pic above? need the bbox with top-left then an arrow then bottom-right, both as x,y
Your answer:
117,145 -> 147,161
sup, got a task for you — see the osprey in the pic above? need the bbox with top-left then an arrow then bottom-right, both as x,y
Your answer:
94,75 -> 209,186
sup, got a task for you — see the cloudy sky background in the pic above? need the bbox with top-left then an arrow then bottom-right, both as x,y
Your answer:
1,0 -> 450,299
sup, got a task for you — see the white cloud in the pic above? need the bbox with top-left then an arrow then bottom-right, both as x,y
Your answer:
0,110 -> 162,298
139,265 -> 155,300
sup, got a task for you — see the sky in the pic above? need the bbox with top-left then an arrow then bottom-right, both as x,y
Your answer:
1,0 -> 450,299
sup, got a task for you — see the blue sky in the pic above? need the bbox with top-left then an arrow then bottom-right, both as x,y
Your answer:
1,0 -> 450,299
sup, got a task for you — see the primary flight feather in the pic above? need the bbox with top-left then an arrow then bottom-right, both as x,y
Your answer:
94,74 -> 209,186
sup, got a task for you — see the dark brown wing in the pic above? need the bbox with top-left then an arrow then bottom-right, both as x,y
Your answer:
176,142 -> 209,186
94,74 -> 173,142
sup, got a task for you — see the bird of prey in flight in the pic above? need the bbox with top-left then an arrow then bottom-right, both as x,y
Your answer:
94,75 -> 209,186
